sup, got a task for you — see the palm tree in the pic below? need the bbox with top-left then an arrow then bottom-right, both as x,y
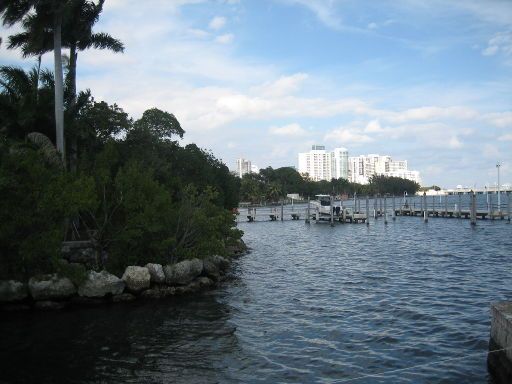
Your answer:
1,0 -> 68,161
5,1 -> 123,168
0,65 -> 55,140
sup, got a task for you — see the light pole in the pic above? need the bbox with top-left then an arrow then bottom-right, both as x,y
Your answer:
403,191 -> 408,208
497,162 -> 501,212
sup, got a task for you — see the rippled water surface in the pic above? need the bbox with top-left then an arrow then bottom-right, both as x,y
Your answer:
1,216 -> 511,383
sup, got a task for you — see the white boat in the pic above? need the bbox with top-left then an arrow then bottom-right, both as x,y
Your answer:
310,194 -> 333,216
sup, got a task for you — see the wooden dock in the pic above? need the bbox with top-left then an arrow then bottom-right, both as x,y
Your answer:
238,191 -> 511,226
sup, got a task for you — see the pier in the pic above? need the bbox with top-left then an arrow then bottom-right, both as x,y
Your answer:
238,191 -> 511,225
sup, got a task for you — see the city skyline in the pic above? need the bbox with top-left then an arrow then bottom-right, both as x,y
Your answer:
1,1 -> 510,187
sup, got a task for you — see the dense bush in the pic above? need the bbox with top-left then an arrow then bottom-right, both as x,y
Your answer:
0,139 -> 96,279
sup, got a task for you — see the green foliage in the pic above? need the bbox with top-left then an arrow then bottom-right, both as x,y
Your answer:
0,141 -> 96,279
55,260 -> 87,286
240,167 -> 420,202
132,108 -> 185,140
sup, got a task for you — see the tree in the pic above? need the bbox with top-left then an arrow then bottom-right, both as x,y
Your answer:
5,0 -> 124,168
0,65 -> 55,140
1,0 -> 68,161
132,108 -> 185,140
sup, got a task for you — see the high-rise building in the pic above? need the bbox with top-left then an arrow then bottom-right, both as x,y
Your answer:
332,147 -> 349,180
298,145 -> 349,181
298,146 -> 421,184
298,145 -> 333,181
347,154 -> 420,184
236,158 -> 252,178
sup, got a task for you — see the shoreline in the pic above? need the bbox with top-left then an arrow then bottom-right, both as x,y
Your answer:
0,239 -> 247,312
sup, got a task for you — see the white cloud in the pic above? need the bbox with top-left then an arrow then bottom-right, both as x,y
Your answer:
282,0 -> 342,30
367,22 -> 378,30
485,112 -> 512,128
498,134 -> 512,141
482,30 -> 512,57
448,136 -> 463,149
215,33 -> 234,44
324,128 -> 373,144
364,119 -> 384,133
209,16 -> 227,30
269,123 -> 308,136
253,73 -> 308,97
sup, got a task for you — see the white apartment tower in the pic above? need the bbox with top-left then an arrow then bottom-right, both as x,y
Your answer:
332,147 -> 349,180
236,158 -> 252,178
298,146 -> 421,184
348,154 -> 421,184
298,145 -> 333,181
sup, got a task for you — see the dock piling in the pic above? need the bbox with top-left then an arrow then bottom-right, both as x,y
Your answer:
458,193 -> 462,218
306,197 -> 310,224
281,200 -> 284,221
392,195 -> 396,220
470,191 -> 477,225
384,195 -> 388,224
373,195 -> 377,219
366,195 -> 370,226
330,195 -> 334,227
423,192 -> 428,222
508,192 -> 511,222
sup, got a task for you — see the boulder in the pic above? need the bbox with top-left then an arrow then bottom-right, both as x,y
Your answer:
145,263 -> 166,284
196,276 -> 215,289
202,259 -> 220,281
0,280 -> 28,302
210,255 -> 230,271
78,270 -> 125,298
28,274 -> 76,300
164,258 -> 203,285
122,266 -> 151,292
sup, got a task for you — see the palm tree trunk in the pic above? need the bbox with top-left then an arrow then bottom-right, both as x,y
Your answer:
69,43 -> 77,172
53,9 -> 65,165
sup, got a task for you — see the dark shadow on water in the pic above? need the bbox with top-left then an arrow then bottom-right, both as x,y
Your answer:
0,293 -> 239,384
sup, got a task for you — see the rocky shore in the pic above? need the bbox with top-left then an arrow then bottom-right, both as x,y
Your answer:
0,243 -> 246,312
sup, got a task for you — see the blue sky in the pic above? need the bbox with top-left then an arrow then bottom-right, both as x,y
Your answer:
1,0 -> 511,187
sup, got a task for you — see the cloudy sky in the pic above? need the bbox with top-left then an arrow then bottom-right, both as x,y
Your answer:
1,0 -> 511,187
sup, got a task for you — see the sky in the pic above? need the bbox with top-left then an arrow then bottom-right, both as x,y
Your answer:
1,0 -> 511,188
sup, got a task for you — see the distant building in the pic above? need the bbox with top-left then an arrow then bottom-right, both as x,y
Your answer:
236,158 -> 252,178
298,145 -> 334,181
348,154 -> 421,184
297,146 -> 421,184
332,147 -> 349,180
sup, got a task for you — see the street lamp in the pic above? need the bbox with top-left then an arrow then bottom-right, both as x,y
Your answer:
497,162 -> 501,212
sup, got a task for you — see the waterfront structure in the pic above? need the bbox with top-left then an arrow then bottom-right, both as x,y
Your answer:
236,158 -> 252,178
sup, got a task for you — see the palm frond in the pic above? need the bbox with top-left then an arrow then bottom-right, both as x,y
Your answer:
87,32 -> 124,52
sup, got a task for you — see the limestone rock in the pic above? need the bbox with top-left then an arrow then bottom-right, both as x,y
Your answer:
196,276 -> 214,289
202,259 -> 220,281
145,263 -> 166,284
122,266 -> 150,292
0,280 -> 28,302
78,270 -> 125,297
164,258 -> 203,285
210,255 -> 230,271
28,274 -> 76,300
